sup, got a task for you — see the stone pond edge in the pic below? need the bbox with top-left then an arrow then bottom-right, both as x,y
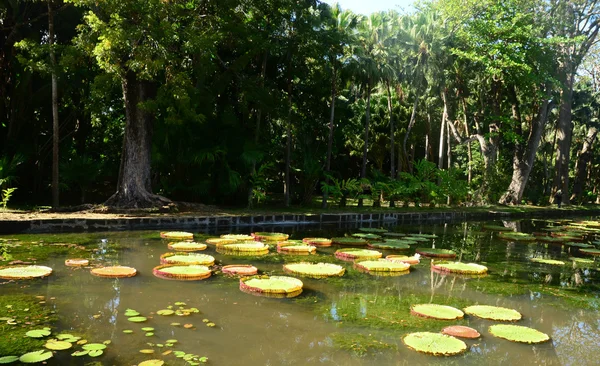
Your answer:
1,208 -> 599,234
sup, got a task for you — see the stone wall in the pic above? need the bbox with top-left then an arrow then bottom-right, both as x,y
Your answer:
0,208 -> 598,234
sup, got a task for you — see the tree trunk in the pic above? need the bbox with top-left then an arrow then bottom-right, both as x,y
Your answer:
322,65 -> 336,209
403,89 -> 420,173
247,51 -> 268,208
104,71 -> 170,208
284,79 -> 292,207
48,1 -> 59,208
461,98 -> 472,184
446,118 -> 452,205
424,111 -> 431,161
551,67 -> 574,205
571,126 -> 598,203
386,80 -> 395,179
358,77 -> 372,208
438,89 -> 448,171
499,85 -> 551,205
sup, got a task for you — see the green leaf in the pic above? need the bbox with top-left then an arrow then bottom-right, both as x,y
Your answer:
0,356 -> 19,364
88,349 -> 103,357
19,350 -> 53,363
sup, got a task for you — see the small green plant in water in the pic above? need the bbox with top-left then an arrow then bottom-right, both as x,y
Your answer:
330,333 -> 397,357
1,187 -> 17,209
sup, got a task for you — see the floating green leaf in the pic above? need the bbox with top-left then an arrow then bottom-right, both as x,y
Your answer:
431,261 -> 488,275
0,265 -> 53,280
139,349 -> 155,354
351,233 -> 382,240
19,350 -> 53,363
354,259 -> 410,273
145,332 -> 154,337
123,330 -> 134,334
157,309 -> 175,316
139,360 -> 165,366
416,248 -> 456,258
127,316 -> 147,323
335,248 -> 382,261
283,263 -> 345,279
368,240 -> 411,250
331,237 -> 368,246
44,340 -> 72,350
463,305 -> 522,321
141,327 -> 154,332
82,343 -> 107,351
410,304 -> 464,320
580,248 -> 600,256
489,324 -> 550,344
25,328 -> 51,338
240,276 -> 303,295
358,228 -> 388,233
530,258 -> 565,266
166,339 -> 178,344
124,309 -> 140,317
0,356 -> 19,364
403,332 -> 467,356
88,349 -> 103,357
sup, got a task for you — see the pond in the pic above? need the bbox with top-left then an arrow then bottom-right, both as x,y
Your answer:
1,218 -> 599,365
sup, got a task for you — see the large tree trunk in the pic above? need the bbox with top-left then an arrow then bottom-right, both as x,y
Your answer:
322,65 -> 336,209
386,80 -> 395,179
104,71 -> 170,208
551,67 -> 574,205
571,126 -> 598,203
438,89 -> 448,171
499,85 -> 551,205
247,51 -> 268,208
48,1 -> 59,208
358,77 -> 371,208
461,98 -> 472,184
402,89 -> 420,173
284,79 -> 292,207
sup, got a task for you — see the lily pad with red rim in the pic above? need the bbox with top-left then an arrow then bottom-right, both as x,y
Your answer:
463,305 -> 522,321
153,264 -> 212,281
410,304 -> 464,320
205,238 -> 237,246
90,266 -> 137,278
220,234 -> 254,241
160,231 -> 194,240
580,248 -> 600,256
431,261 -> 488,275
403,332 -> 467,356
240,275 -> 303,296
283,263 -> 345,278
302,238 -> 332,247
368,240 -> 411,250
277,241 -> 316,254
416,248 -> 456,259
65,258 -> 89,267
331,237 -> 368,246
160,253 -> 215,265
222,264 -> 258,276
167,242 -> 207,252
251,232 -> 289,242
218,242 -> 269,253
335,248 -> 382,261
354,259 -> 410,273
488,324 -> 550,344
385,255 -> 420,265
0,265 -> 53,280
442,325 -> 481,339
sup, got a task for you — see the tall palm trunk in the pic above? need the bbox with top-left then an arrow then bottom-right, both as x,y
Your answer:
247,51 -> 268,208
358,77 -> 372,208
322,65 -> 337,208
402,89 -> 420,172
48,1 -> 59,208
386,80 -> 395,179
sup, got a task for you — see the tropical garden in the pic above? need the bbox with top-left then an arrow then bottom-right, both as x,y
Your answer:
1,0 -> 600,210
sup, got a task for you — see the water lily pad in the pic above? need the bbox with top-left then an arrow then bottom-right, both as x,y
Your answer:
580,248 -> 600,256
127,316 -> 148,323
0,356 -> 19,364
302,238 -> 332,247
157,309 -> 175,316
383,232 -> 405,237
489,324 -> 550,344
385,255 -> 420,265
141,327 -> 154,332
431,261 -> 488,275
410,304 -> 464,320
368,240 -> 411,250
124,309 -> 140,316
530,258 -> 565,266
153,264 -> 211,280
277,241 -> 316,254
167,242 -> 207,252
145,332 -> 154,337
123,330 -> 134,334
19,350 -> 53,363
91,266 -> 137,278
565,242 -> 594,248
442,325 -> 481,339
354,259 -> 410,273
88,349 -> 103,357
220,234 -> 255,241
251,232 -> 289,241
25,328 -> 51,338
160,231 -> 194,240
335,248 -> 382,261
65,258 -> 89,267
240,275 -> 303,296
482,224 -> 513,232
403,236 -> 431,242
411,233 -> 438,239
160,253 -> 215,265
416,248 -> 456,259
351,233 -> 383,240
55,334 -> 80,342
283,263 -> 345,278
205,238 -> 237,246
82,343 -> 107,351
463,305 -> 522,321
0,265 -> 53,280
331,237 -> 368,246
357,227 -> 387,233
139,349 -> 155,354
570,257 -> 595,266
139,360 -> 165,366
403,332 -> 467,356
219,242 -> 269,253
44,339 -> 72,350
498,232 -> 536,242
222,264 -> 258,276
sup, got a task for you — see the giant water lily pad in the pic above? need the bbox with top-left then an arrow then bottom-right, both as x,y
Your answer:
358,228 -> 388,233
498,232 -> 536,242
167,242 -> 207,252
565,242 -> 594,248
219,242 -> 269,253
403,332 -> 467,356
139,360 -> 165,366
124,309 -> 140,316
19,350 -> 53,363
302,238 -> 332,247
385,255 -> 420,265
251,232 -> 289,242
442,325 -> 481,339
160,232 -> 194,240
220,234 -> 254,241
482,224 -> 513,232
205,238 -> 237,246
431,261 -> 488,275
403,236 -> 431,242
127,317 -> 148,323
416,248 -> 456,259
160,253 -> 215,265
0,265 -> 53,280
153,265 -> 211,280
25,328 -> 51,338
580,248 -> 600,256
368,240 -> 411,250
222,264 -> 258,276
91,266 -> 137,278
240,275 -> 303,295
351,233 -> 383,240
463,305 -> 521,321
383,232 -> 405,237
283,263 -> 345,278
335,248 -> 382,261
354,259 -> 410,273
530,258 -> 565,266
489,324 -> 550,344
410,304 -> 464,320
82,343 -> 107,351
331,237 -> 368,246
277,241 -> 316,254
44,339 -> 72,350
65,258 -> 89,267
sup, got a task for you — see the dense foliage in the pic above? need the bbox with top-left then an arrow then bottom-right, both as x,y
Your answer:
1,0 -> 599,208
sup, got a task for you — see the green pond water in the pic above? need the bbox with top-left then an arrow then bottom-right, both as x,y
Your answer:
1,218 -> 600,365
